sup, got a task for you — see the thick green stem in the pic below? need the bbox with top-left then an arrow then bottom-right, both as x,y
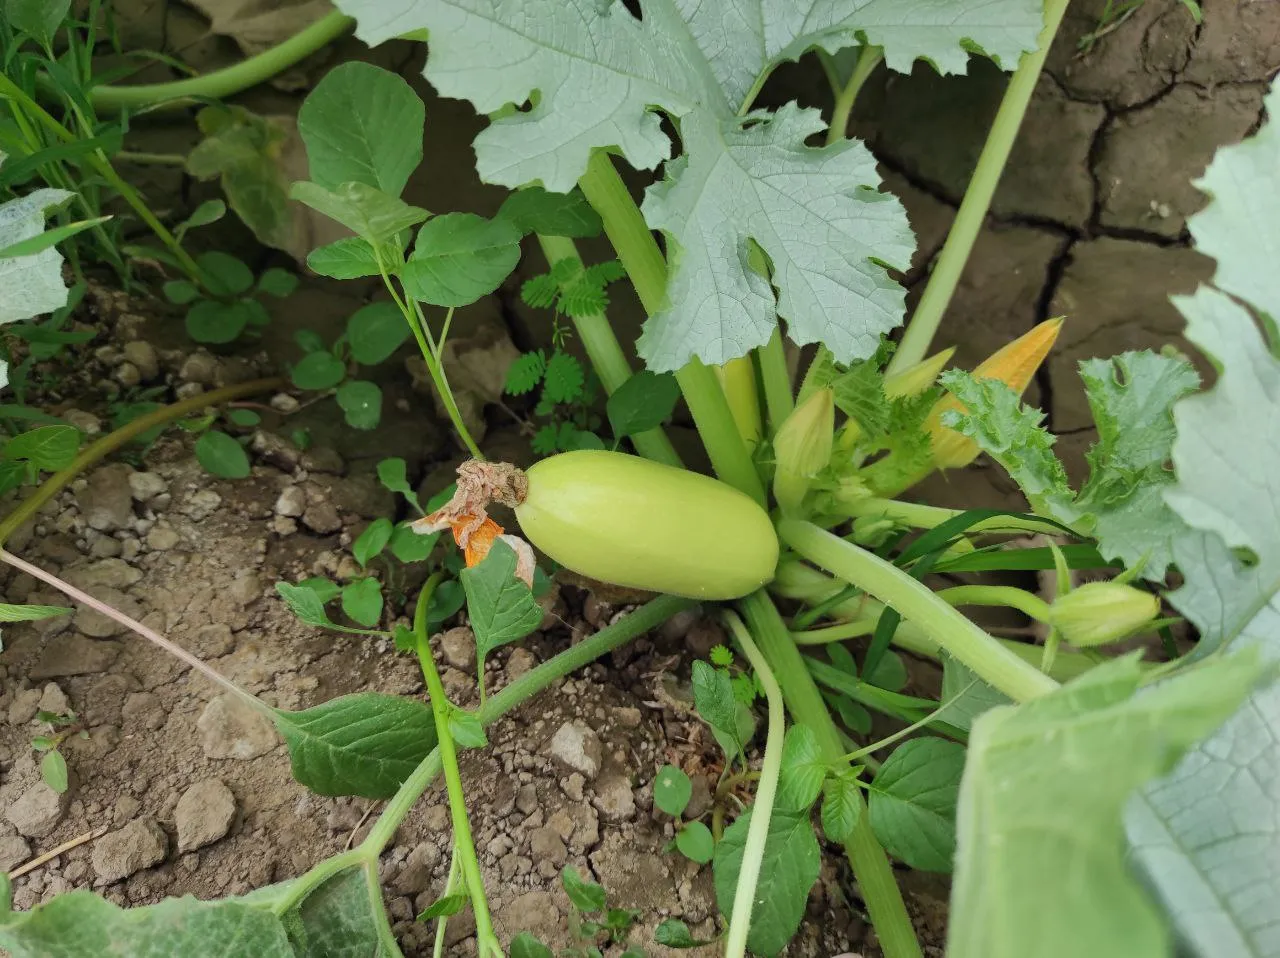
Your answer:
534,233 -> 682,467
738,590 -> 922,958
0,377 -> 283,544
88,12 -> 355,111
778,520 -> 1058,702
840,496 -> 1065,536
576,150 -> 765,503
825,46 -> 883,146
756,330 -> 794,435
413,592 -> 499,957
720,611 -> 786,958
938,584 -> 1053,623
887,0 -> 1070,375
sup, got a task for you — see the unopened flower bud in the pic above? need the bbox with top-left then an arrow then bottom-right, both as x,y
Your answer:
773,386 -> 834,515
1049,581 -> 1160,648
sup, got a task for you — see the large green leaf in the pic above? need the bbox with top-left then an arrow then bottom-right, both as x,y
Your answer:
867,737 -> 964,873
949,654 -> 1266,958
334,0 -> 1044,369
6,0 -> 74,50
1121,77 -> 1280,958
274,693 -> 439,798
0,892 -> 294,957
291,866 -> 394,958
401,213 -> 522,307
297,62 -> 424,198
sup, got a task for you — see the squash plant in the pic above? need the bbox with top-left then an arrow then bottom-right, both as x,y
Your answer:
1,2 -> 1278,958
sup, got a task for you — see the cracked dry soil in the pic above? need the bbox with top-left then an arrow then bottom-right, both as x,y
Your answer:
0,1 -> 1276,955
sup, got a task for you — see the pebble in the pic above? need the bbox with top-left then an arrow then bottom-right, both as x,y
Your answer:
81,465 -> 134,532
197,693 -> 277,760
528,826 -> 567,866
91,817 -> 167,882
5,781 -> 70,838
122,692 -> 166,731
113,362 -> 141,388
64,558 -> 142,591
128,471 -> 167,502
439,627 -> 476,671
175,382 -> 204,400
7,688 -> 41,726
274,486 -> 306,518
181,489 -> 222,522
591,774 -> 637,822
0,835 -> 31,871
122,341 -> 159,381
145,525 -> 180,551
62,409 -> 102,436
300,447 -> 344,474
88,534 -> 122,558
174,780 -> 237,852
515,783 -> 538,816
545,720 -> 602,780
189,624 -> 235,657
271,516 -> 298,536
30,635 -> 121,679
302,501 -> 342,535
180,353 -> 219,385
251,431 -> 302,472
506,647 -> 537,680
73,587 -> 142,638
37,682 -> 70,717
270,393 -> 300,414
392,843 -> 440,894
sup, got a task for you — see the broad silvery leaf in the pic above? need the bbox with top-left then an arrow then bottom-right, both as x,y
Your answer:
0,156 -> 72,327
333,0 -> 1044,369
1123,75 -> 1280,958
941,347 -> 1198,577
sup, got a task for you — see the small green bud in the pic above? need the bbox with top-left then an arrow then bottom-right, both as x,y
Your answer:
1049,581 -> 1160,648
773,387 -> 834,515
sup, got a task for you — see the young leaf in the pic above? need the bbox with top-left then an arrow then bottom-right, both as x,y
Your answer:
460,539 -> 543,667
297,62 -> 425,197
307,237 -> 383,280
277,581 -> 333,628
376,457 -> 423,514
336,380 -> 382,430
274,693 -> 439,798
401,213 -> 522,307
290,181 -> 428,246
691,662 -> 753,761
353,518 -> 393,568
227,409 -> 261,428
341,578 -> 383,627
347,301 -> 411,366
654,918 -> 715,948
820,773 -> 862,843
520,273 -> 560,309
510,932 -> 555,958
195,431 -> 251,479
163,279 -> 200,305
542,352 -> 584,404
561,866 -> 607,913
7,0 -> 73,50
950,654 -> 1264,958
257,268 -> 298,298
531,425 -> 559,456
713,809 -> 820,958
653,765 -> 692,817
198,251 -> 254,297
0,603 -> 69,623
178,199 -> 226,236
606,370 -> 680,438
776,724 -> 827,812
940,655 -> 1009,731
867,738 -> 964,873
40,750 -> 67,794
3,425 -> 79,471
390,523 -> 436,563
291,351 -> 347,391
427,578 -> 465,629
505,351 -> 546,396
416,893 -> 468,921
448,709 -> 487,749
296,576 -> 341,606
833,360 -> 891,435
676,821 -> 714,864
498,187 -> 603,237
186,299 -> 266,344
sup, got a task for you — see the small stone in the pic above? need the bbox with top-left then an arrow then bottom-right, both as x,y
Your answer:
181,489 -> 222,522
546,720 -> 602,780
121,341 -> 159,381
251,431 -> 302,472
62,409 -> 101,436
145,525 -> 180,551
88,535 -> 122,558
30,635 -> 121,679
301,501 -> 342,535
0,835 -> 31,871
227,573 -> 261,609
81,465 -> 134,532
128,472 -> 167,502
91,817 -> 167,882
180,353 -> 219,385
528,826 -> 567,866
113,362 -> 141,388
438,627 -> 476,671
190,624 -> 235,657
64,558 -> 142,591
37,683 -> 70,717
300,447 -> 344,474
122,692 -> 166,731
562,773 -> 585,802
591,774 -> 636,822
6,781 -> 70,838
7,688 -> 41,726
506,647 -> 537,679
270,393 -> 300,414
174,780 -> 237,852
392,842 -> 440,894
74,587 -> 142,638
271,516 -> 297,535
120,537 -> 141,560
613,706 -> 642,728
197,693 -> 277,760
515,783 -> 539,816
274,486 -> 306,517
175,382 -> 204,400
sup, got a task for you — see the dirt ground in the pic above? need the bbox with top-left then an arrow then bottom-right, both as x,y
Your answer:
0,1 -> 1275,956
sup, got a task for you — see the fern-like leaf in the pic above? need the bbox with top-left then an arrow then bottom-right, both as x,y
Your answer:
505,350 -> 546,395
543,352 -> 585,404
